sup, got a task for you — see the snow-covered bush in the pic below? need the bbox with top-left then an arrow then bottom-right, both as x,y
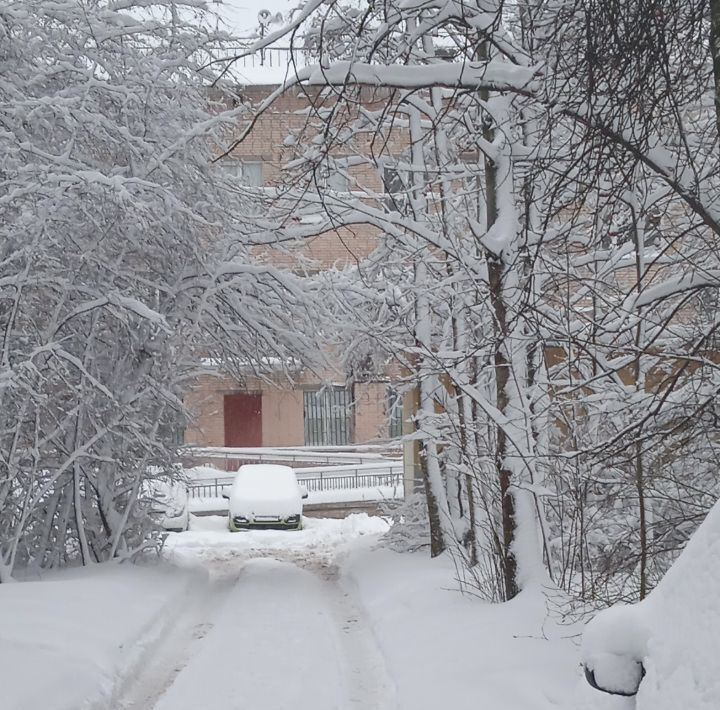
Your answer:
379,494 -> 431,553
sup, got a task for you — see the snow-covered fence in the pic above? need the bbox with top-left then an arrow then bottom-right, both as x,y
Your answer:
186,461 -> 404,499
181,445 -> 401,470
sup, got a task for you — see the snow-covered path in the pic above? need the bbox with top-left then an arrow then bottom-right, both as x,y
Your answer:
117,516 -> 396,710
2,514 -> 582,710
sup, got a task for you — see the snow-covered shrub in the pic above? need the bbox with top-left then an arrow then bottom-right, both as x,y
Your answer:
379,494 -> 431,553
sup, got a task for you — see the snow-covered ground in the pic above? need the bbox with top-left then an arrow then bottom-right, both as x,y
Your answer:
165,513 -> 388,568
151,558 -> 396,710
2,514 -> 584,710
0,564 -> 200,710
343,544 -> 582,710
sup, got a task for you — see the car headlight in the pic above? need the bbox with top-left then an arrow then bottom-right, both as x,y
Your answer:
286,514 -> 300,523
167,506 -> 185,518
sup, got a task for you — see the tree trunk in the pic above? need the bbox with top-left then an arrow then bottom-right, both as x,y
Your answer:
481,49 -> 520,597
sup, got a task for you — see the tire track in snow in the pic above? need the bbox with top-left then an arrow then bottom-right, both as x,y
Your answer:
193,547 -> 398,709
111,563 -> 242,710
319,570 -> 398,710
113,550 -> 396,710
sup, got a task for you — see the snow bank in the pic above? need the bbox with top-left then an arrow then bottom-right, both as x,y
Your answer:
165,513 -> 389,567
306,484 -> 402,504
580,498 -> 720,710
0,564 -> 196,710
340,545 -> 581,710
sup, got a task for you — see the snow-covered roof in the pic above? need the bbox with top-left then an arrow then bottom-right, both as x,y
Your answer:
216,0 -> 297,38
210,1 -> 466,86
213,0 -> 307,85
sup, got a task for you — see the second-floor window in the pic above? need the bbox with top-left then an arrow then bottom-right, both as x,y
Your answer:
312,167 -> 350,194
239,160 -> 263,187
383,166 -> 407,212
325,170 -> 350,193
225,159 -> 264,187
387,386 -> 403,439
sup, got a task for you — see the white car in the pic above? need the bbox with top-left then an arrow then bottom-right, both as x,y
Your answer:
581,497 -> 720,709
223,464 -> 308,531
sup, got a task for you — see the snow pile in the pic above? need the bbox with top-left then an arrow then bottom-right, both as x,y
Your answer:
0,564 -> 196,710
580,497 -> 720,710
582,604 -> 650,697
341,545 -> 581,710
185,464 -> 229,479
165,513 -> 389,567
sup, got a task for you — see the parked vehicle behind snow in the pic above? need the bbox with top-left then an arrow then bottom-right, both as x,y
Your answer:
143,476 -> 190,533
223,464 -> 308,531
581,497 -> 720,708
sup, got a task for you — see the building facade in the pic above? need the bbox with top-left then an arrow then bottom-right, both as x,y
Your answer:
185,80 -> 403,449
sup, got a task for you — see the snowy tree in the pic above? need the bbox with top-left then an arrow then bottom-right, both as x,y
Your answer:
225,0 -> 720,606
0,0 -> 318,580
224,0 -> 555,600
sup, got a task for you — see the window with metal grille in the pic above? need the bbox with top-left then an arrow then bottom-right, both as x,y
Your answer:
239,160 -> 264,186
325,170 -> 350,193
303,387 -> 351,446
313,166 -> 350,193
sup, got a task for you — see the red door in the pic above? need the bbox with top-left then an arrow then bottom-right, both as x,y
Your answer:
224,393 -> 262,447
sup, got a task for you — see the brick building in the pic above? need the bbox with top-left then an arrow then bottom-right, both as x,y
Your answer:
184,74 -> 403,449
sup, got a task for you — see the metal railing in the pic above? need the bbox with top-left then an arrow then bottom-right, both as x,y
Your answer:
181,445 -> 401,471
188,476 -> 234,499
232,47 -> 311,69
300,471 -> 403,493
187,468 -> 403,499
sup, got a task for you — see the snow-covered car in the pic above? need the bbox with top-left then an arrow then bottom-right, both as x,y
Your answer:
581,498 -> 720,708
144,477 -> 190,533
222,464 -> 308,531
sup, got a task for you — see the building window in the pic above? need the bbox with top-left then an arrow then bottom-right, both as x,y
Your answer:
311,167 -> 350,194
600,209 -> 661,250
157,412 -> 186,447
383,165 -> 407,212
225,160 -> 264,187
325,170 -> 350,193
387,386 -> 403,439
239,160 -> 264,186
303,387 -> 352,446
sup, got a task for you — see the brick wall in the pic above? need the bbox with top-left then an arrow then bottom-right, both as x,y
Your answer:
353,381 -> 390,442
185,371 -> 393,448
181,85 -> 406,448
